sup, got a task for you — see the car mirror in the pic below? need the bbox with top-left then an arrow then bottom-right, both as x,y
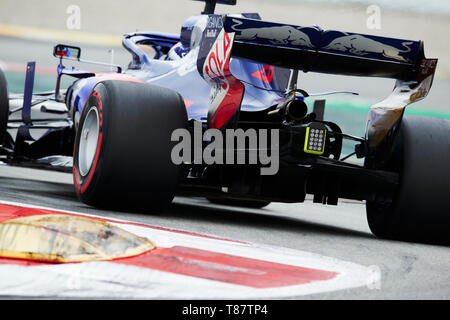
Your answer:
53,44 -> 81,60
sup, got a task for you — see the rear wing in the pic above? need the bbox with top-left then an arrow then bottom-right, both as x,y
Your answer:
224,16 -> 428,80
197,15 -> 437,147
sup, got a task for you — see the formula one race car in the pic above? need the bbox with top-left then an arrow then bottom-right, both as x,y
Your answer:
0,0 -> 448,244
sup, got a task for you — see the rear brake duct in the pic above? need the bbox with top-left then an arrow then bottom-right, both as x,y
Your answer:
367,58 -> 438,146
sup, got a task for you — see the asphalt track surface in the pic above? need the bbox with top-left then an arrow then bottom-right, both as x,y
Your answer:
0,37 -> 449,299
0,164 -> 449,299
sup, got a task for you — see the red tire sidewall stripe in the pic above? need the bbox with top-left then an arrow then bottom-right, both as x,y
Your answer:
74,89 -> 104,194
80,132 -> 103,194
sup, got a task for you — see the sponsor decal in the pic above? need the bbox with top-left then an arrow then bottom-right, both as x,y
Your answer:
206,29 -> 217,38
251,65 -> 275,84
231,18 -> 314,48
323,33 -> 413,62
202,29 -> 244,129
206,15 -> 223,29
203,30 -> 233,85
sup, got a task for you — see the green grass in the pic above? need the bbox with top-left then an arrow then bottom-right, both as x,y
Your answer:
320,98 -> 450,119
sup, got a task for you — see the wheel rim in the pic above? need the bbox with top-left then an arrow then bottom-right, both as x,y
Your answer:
78,107 -> 100,177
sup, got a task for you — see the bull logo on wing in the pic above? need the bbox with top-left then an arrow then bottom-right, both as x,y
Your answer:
231,19 -> 314,49
323,34 -> 413,62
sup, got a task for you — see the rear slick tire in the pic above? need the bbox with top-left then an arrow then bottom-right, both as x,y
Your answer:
73,80 -> 187,213
366,115 -> 450,245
